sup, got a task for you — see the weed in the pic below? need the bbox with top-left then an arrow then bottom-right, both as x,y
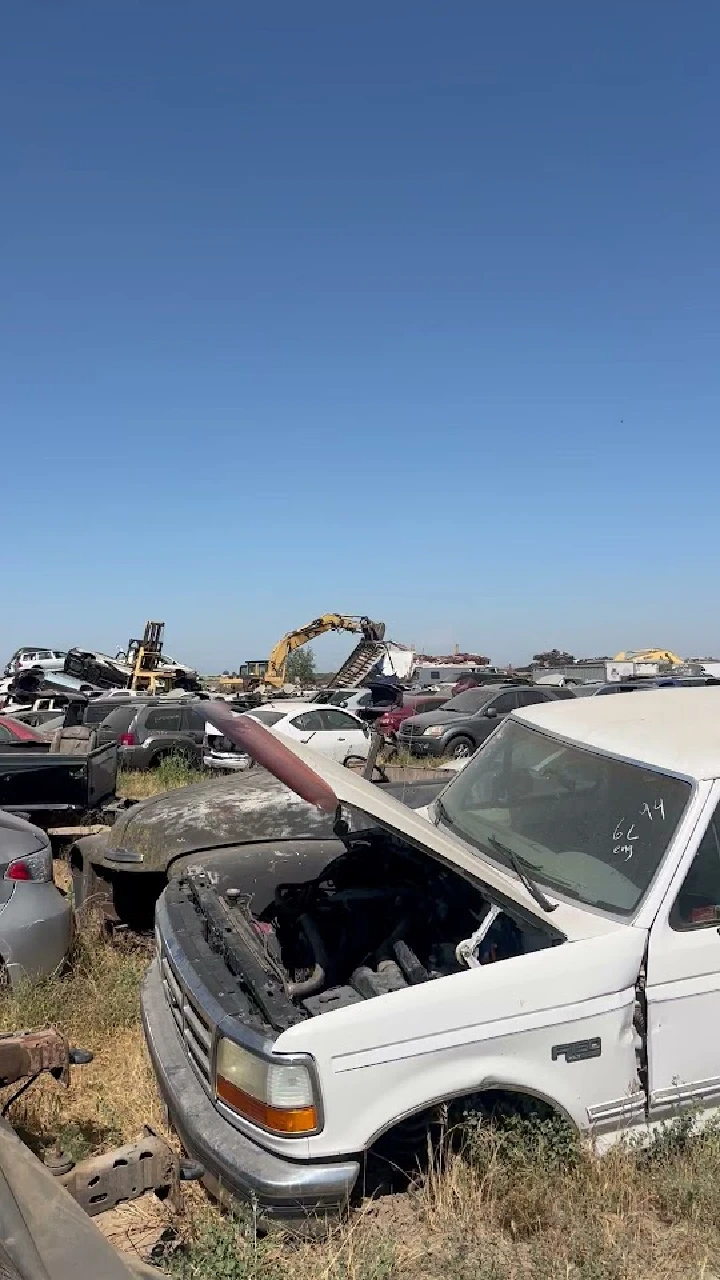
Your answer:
118,760 -> 206,800
167,1217 -> 272,1280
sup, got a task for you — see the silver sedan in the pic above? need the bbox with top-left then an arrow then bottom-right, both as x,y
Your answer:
0,811 -> 73,984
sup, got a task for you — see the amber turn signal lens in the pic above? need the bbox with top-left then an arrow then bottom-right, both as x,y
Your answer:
217,1074 -> 318,1134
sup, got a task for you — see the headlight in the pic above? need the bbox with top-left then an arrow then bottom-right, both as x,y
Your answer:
215,1038 -> 319,1136
423,725 -> 445,738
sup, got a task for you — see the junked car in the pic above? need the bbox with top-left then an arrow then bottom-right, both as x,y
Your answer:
399,683 -> 574,760
0,811 -> 73,983
96,699 -> 209,769
375,693 -> 449,742
3,648 -> 67,676
141,688 -> 720,1221
70,758 -> 451,930
206,703 -> 372,772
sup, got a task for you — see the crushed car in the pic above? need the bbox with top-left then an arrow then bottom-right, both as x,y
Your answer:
141,689 -> 720,1220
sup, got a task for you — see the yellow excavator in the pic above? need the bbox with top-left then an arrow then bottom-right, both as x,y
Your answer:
246,614 -> 386,690
613,648 -> 684,667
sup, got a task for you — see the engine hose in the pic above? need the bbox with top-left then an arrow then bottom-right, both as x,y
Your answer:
287,913 -> 329,998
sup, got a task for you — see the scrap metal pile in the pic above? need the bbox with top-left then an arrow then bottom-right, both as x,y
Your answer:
1,622 -> 201,712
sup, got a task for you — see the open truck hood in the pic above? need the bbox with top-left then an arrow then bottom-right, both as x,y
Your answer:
203,705 -> 631,942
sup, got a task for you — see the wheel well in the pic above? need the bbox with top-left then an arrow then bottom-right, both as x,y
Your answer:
367,1086 -> 576,1156
357,1087 -> 576,1204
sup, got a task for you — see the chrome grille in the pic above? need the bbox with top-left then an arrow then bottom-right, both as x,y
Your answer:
161,948 -> 214,1092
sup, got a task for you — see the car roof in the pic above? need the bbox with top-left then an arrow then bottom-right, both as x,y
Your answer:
515,686 -> 720,780
264,702 -> 360,714
451,684 -> 515,696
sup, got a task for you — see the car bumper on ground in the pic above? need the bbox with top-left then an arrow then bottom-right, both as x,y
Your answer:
203,752 -> 252,772
140,960 -> 360,1221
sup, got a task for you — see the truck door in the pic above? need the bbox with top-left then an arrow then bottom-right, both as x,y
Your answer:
645,790 -> 720,1119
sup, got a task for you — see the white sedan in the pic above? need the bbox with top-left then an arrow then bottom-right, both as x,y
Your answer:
204,702 -> 371,770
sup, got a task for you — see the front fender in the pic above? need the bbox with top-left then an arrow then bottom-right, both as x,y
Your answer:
305,986 -> 639,1157
282,933 -> 646,1160
71,831 -> 111,870
362,1050 -> 588,1146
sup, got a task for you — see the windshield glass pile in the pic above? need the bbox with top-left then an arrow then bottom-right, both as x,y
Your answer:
438,720 -> 690,915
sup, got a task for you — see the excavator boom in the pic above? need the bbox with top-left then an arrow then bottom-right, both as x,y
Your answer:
613,648 -> 684,667
263,614 -> 385,688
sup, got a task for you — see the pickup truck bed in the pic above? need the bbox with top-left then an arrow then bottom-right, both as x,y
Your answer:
0,743 -> 118,815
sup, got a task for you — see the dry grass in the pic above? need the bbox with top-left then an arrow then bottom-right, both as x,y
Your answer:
4,924 -> 720,1278
118,760 -> 207,801
0,925 -> 163,1157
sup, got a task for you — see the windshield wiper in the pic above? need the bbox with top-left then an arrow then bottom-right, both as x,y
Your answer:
435,797 -> 460,829
435,802 -> 557,914
487,835 -> 558,914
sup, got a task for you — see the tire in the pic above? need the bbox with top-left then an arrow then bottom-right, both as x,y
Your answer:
447,735 -> 475,760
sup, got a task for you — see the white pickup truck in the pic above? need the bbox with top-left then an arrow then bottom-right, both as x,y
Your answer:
142,689 -> 720,1221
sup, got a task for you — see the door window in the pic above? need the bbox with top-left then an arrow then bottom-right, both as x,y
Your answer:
516,690 -> 546,707
289,711 -> 327,733
488,691 -> 518,714
320,709 -> 364,732
670,806 -> 720,930
0,726 -> 13,743
185,707 -> 208,734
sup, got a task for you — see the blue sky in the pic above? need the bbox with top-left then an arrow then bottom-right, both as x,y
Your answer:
2,2 -> 719,671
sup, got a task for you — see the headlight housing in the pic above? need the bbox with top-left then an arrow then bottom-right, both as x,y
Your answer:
422,725 -> 445,738
215,1038 -> 320,1136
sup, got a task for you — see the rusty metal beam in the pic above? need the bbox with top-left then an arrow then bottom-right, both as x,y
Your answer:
0,1030 -> 70,1087
57,1130 -> 180,1216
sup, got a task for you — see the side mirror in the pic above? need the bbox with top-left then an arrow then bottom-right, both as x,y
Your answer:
484,706 -> 498,719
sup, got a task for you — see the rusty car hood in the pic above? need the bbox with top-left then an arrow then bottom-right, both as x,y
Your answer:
105,769 -> 336,873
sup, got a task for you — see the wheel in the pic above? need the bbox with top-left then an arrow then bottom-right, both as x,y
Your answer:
447,735 -> 474,760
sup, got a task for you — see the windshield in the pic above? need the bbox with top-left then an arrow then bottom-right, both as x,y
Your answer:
442,689 -> 494,714
437,719 -> 691,916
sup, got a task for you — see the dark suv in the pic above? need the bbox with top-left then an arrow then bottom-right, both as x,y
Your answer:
398,684 -> 574,759
97,700 -> 209,770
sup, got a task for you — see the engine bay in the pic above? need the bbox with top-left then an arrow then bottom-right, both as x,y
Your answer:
176,828 -> 559,1032
240,831 -> 556,1020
